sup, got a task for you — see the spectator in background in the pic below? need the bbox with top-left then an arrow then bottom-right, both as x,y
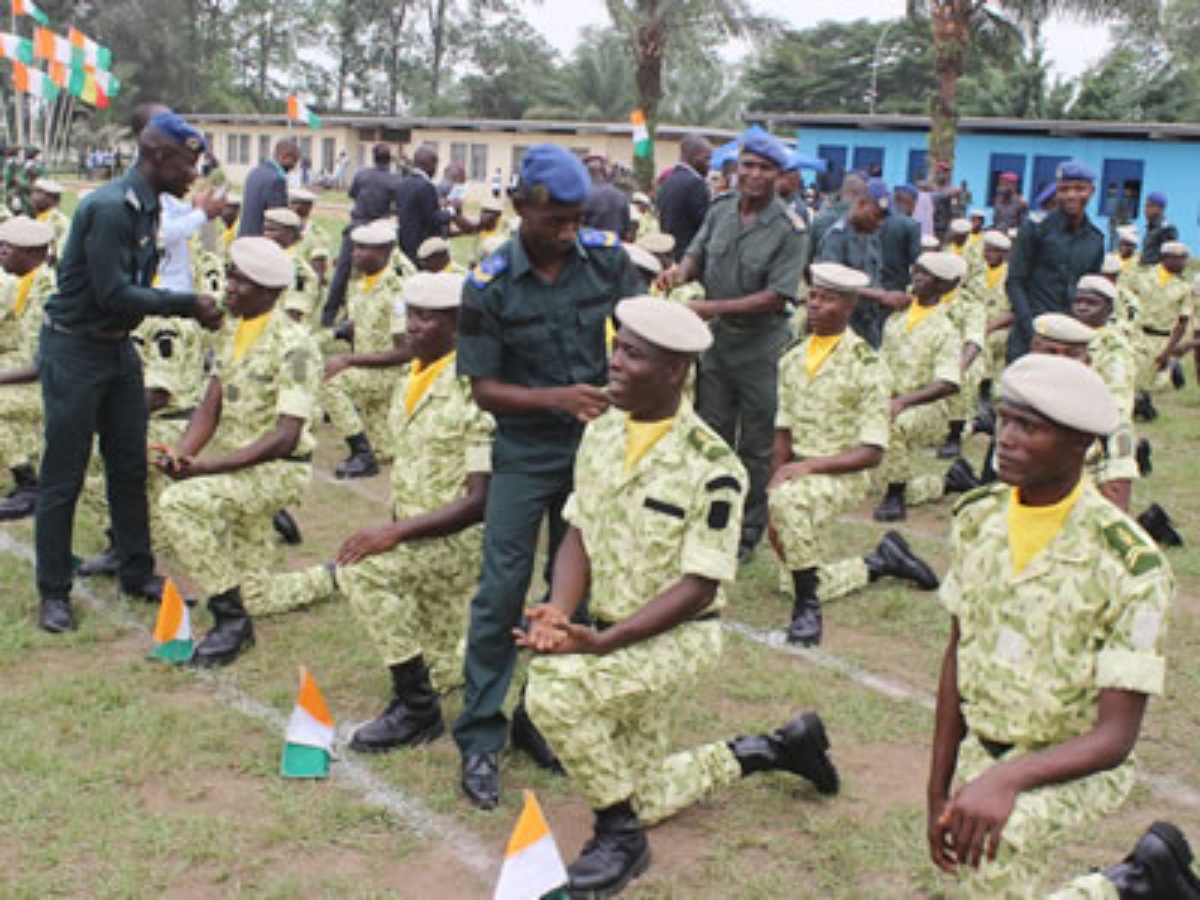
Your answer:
655,134 -> 712,262
992,172 -> 1029,232
239,138 -> 299,237
1139,191 -> 1178,267
581,155 -> 631,236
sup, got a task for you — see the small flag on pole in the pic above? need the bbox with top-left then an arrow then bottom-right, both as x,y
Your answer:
67,27 -> 111,71
0,33 -> 33,64
494,791 -> 569,900
151,578 -> 194,663
11,0 -> 49,26
32,27 -> 72,66
287,95 -> 321,131
11,61 -> 59,100
631,109 -> 652,159
281,667 -> 334,779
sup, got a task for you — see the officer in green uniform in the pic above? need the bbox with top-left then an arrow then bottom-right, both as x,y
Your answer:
453,143 -> 642,809
34,113 -> 223,633
661,132 -> 805,557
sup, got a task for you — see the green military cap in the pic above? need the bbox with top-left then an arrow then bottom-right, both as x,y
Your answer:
810,262 -> 869,294
637,232 -> 675,256
920,234 -> 940,251
1076,275 -> 1117,304
615,296 -> 712,354
402,272 -> 465,310
351,220 -> 396,246
229,236 -> 293,289
1000,354 -> 1119,436
264,207 -> 303,230
1034,312 -> 1096,345
983,230 -> 1011,250
479,197 -> 504,214
0,215 -> 53,247
417,236 -> 450,260
948,218 -> 971,237
916,251 -> 967,282
289,187 -> 316,203
1161,241 -> 1189,258
623,242 -> 661,276
1101,254 -> 1122,276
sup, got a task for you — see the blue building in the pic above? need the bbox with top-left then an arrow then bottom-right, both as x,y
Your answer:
748,112 -> 1200,248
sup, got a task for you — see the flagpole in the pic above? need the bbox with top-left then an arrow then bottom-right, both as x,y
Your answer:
11,7 -> 23,148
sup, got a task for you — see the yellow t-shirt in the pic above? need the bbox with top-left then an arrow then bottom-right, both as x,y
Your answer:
361,272 -> 382,294
906,301 -> 939,333
403,351 -> 455,414
1007,479 -> 1084,574
1157,265 -> 1173,288
805,334 -> 842,379
624,415 -> 675,472
13,269 -> 36,315
985,264 -> 1006,291
232,312 -> 272,362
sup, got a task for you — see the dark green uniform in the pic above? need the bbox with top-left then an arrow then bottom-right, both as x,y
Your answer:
452,229 -> 641,756
686,192 -> 805,553
35,168 -> 199,602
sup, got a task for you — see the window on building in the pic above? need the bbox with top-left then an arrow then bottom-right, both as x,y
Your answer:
987,153 -> 1027,204
511,144 -> 528,175
817,144 -> 847,172
1030,155 -> 1069,205
258,134 -> 271,163
299,136 -> 313,162
226,133 -> 240,164
852,146 -> 885,176
450,142 -> 468,170
1099,159 -> 1143,220
322,137 -> 336,172
906,149 -> 929,186
470,144 -> 488,181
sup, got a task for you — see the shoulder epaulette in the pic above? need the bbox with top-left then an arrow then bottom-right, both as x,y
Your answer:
786,208 -> 808,233
1101,517 -> 1164,577
578,229 -> 620,249
124,188 -> 141,211
687,423 -> 734,462
852,339 -> 878,363
468,251 -> 509,288
953,482 -> 1005,514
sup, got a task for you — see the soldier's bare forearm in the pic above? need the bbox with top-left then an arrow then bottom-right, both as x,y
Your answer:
392,472 -> 489,542
594,575 -> 718,655
0,364 -> 37,386
928,620 -> 966,804
545,526 -> 590,620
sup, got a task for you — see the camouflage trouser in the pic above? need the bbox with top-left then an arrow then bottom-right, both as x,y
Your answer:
159,460 -> 310,597
983,329 -> 1009,382
882,402 -> 950,503
0,383 -> 40,472
242,533 -> 478,692
1136,331 -> 1174,392
950,358 -> 986,422
526,620 -> 741,823
952,735 -> 1134,899
319,367 -> 396,451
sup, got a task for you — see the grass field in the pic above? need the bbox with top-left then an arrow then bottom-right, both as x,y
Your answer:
1,199 -> 1197,898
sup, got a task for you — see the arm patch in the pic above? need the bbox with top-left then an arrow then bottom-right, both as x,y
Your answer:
579,229 -> 620,248
707,500 -> 732,530
706,475 -> 741,493
1102,520 -> 1164,576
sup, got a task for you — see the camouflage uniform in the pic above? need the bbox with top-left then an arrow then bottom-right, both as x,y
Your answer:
280,248 -> 322,328
1129,267 -> 1191,391
0,265 -> 54,473
769,332 -> 891,602
879,303 -> 961,504
941,483 -> 1173,899
244,362 -> 493,692
964,263 -> 1010,380
526,403 -> 748,823
37,208 -> 71,261
159,310 -> 319,597
941,286 -> 988,423
319,267 -> 406,452
296,223 -> 331,272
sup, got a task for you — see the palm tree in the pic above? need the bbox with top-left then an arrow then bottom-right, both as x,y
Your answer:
906,0 -> 1143,169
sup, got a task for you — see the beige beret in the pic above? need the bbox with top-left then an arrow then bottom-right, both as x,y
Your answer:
1007,228 -> 1019,240
479,197 -> 504,215
417,236 -> 450,260
916,251 -> 967,282
0,215 -> 54,247
920,234 -> 940,251
229,236 -> 293,289
1000,353 -> 1119,436
1033,312 -> 1095,345
1076,274 -> 1117,304
402,272 -> 465,310
631,192 -> 652,206
616,296 -> 712,354
1192,274 -> 1200,297
1101,254 -> 1122,276
624,242 -> 662,276
33,178 -> 63,194
264,208 -> 302,230
968,208 -> 986,219
1116,226 -> 1139,245
810,262 -> 869,294
288,187 -> 316,203
637,232 -> 675,256
1162,241 -> 1189,258
983,230 -> 1011,250
948,218 -> 971,236
351,220 -> 397,246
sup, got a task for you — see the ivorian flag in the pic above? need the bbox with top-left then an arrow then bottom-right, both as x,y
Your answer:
281,667 -> 334,779
151,579 -> 194,663
11,0 -> 49,26
631,108 -> 652,159
32,27 -> 71,65
0,33 -> 33,64
493,791 -> 569,900
11,61 -> 58,100
68,27 -> 110,70
287,95 -> 321,131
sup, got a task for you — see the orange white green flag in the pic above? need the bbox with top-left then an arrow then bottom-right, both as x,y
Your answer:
287,94 -> 320,131
11,0 -> 49,26
493,791 -> 568,900
281,667 -> 334,779
151,578 -> 193,663
631,108 -> 652,159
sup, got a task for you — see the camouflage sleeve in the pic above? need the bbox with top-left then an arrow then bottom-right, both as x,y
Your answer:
276,334 -> 319,423
961,295 -> 987,350
1096,525 -> 1173,696
679,462 -> 745,584
858,356 -> 892,450
460,379 -> 494,475
939,511 -> 968,618
774,349 -> 803,432
932,319 -> 963,386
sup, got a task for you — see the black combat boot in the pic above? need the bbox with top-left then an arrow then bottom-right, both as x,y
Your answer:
272,509 -> 303,545
973,399 -> 996,436
937,421 -> 965,459
1101,821 -> 1200,899
729,711 -> 840,795
865,531 -> 939,590
511,696 -> 565,773
0,464 -> 37,521
1138,504 -> 1183,548
335,433 -> 379,480
191,588 -> 255,668
1134,391 -> 1158,422
1137,439 -> 1153,478
786,568 -> 822,647
38,597 -> 75,634
1170,359 -> 1186,390
567,800 -> 651,898
872,482 -> 907,523
350,656 -> 444,752
943,457 -> 981,495
79,529 -> 121,578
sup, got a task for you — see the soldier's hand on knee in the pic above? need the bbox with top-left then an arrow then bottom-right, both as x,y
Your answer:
927,795 -> 958,874
946,771 -> 1017,870
337,525 -> 400,565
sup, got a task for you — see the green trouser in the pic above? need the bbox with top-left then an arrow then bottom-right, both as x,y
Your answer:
452,466 -> 571,756
696,318 -> 790,548
35,327 -> 154,600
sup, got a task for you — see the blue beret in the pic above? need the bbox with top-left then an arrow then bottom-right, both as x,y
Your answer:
147,112 -> 207,153
1147,191 -> 1168,207
782,152 -> 803,173
867,177 -> 890,209
740,132 -> 788,169
1034,184 -> 1057,207
519,144 -> 591,204
1055,159 -> 1095,183
894,183 -> 918,200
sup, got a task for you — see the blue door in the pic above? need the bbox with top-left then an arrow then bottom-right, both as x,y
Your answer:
907,149 -> 929,185
852,146 -> 885,177
988,153 -> 1027,204
1031,155 -> 1070,205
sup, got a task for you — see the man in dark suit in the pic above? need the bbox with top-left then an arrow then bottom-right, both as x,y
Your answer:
655,134 -> 712,262
239,139 -> 299,237
395,144 -> 451,266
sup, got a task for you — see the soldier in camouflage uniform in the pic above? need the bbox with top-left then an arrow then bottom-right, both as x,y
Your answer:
769,263 -> 939,647
320,220 -> 411,478
29,179 -> 70,264
873,252 -> 964,522
263,208 -> 321,327
522,298 -> 839,898
288,187 -> 331,289
243,273 -> 493,750
0,217 -> 56,520
927,353 -> 1191,900
158,238 -> 320,667
1130,241 -> 1191,405
937,239 -> 990,460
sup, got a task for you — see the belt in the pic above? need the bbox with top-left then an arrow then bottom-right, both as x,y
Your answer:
155,408 -> 196,422
282,453 -> 312,464
975,734 -> 1014,760
593,610 -> 720,632
1141,325 -> 1172,337
45,318 -> 130,342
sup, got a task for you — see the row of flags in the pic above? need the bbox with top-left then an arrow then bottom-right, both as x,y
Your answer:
0,5 -> 119,108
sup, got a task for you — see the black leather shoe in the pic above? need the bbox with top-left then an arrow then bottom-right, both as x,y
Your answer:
461,752 -> 500,810
78,543 -> 121,578
1170,359 -> 1186,390
335,433 -> 379,480
866,531 -> 939,590
1138,503 -> 1183,548
786,597 -> 822,647
272,509 -> 303,545
567,801 -> 651,898
0,488 -> 36,521
350,657 -> 444,753
730,711 -> 840,795
943,457 -> 981,495
872,483 -> 907,523
1134,391 -> 1158,422
39,597 -> 75,634
1137,439 -> 1153,477
972,400 -> 996,436
1102,821 -> 1200,899
191,588 -> 255,668
511,701 -> 565,774
120,574 -> 166,604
